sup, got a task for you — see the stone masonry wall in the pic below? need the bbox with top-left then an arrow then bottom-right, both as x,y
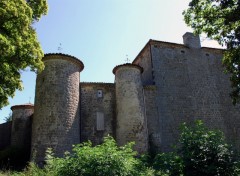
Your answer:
32,54 -> 83,164
0,122 -> 12,150
133,44 -> 154,85
143,85 -> 160,153
150,41 -> 240,152
11,105 -> 33,148
80,83 -> 115,145
114,64 -> 148,153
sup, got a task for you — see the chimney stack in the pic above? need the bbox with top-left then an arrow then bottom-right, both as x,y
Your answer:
183,32 -> 201,49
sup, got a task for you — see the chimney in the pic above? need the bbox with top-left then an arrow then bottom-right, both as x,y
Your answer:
183,32 -> 201,49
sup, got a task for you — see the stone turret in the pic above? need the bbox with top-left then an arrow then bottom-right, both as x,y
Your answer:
113,64 -> 148,153
11,104 -> 34,148
31,53 -> 84,164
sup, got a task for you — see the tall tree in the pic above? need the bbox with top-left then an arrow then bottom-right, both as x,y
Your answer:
183,0 -> 240,104
0,0 -> 48,108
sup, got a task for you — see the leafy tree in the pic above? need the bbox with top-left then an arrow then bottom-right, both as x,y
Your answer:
183,0 -> 240,104
0,0 -> 48,109
179,120 -> 239,175
154,120 -> 239,176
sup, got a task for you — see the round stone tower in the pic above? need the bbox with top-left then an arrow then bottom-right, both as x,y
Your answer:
11,104 -> 34,148
31,53 -> 84,164
113,64 -> 148,153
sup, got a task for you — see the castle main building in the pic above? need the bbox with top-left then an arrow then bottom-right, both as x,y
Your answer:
1,33 -> 240,164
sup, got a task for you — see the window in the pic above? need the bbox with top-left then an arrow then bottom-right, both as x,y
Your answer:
96,112 -> 104,131
97,90 -> 103,98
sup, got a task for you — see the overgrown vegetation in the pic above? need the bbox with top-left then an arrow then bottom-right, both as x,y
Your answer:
42,137 -> 153,176
1,121 -> 239,176
153,120 -> 240,176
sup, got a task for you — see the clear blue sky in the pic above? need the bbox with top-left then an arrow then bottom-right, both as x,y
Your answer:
0,0 -> 221,123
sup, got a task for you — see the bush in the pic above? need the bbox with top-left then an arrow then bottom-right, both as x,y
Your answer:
153,120 -> 240,176
44,136 -> 152,176
180,120 -> 239,176
3,136 -> 153,176
153,152 -> 183,176
3,121 -> 240,176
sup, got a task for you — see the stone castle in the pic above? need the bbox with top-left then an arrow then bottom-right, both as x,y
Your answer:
1,32 -> 240,164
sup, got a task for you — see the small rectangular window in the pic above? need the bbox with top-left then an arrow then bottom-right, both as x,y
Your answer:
97,90 -> 103,98
96,112 -> 104,131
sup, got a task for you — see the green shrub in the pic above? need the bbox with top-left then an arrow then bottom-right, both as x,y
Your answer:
44,136 -> 152,176
179,120 -> 239,176
153,152 -> 183,176
153,120 -> 240,176
4,120 -> 240,176
3,136 -> 153,176
12,162 -> 50,176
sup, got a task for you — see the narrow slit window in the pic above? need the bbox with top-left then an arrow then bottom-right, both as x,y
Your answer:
96,112 -> 104,131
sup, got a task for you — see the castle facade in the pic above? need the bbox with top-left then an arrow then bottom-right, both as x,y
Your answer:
1,32 -> 240,164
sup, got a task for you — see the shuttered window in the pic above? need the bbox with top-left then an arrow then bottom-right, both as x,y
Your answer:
96,112 -> 104,131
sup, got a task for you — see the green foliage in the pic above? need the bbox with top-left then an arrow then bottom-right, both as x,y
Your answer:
0,0 -> 48,108
153,120 -> 240,176
4,113 -> 12,122
46,136 -> 151,176
2,125 -> 240,175
153,152 -> 183,176
0,170 -> 13,176
13,162 -> 52,176
179,120 -> 239,176
183,0 -> 240,104
16,136 -> 152,176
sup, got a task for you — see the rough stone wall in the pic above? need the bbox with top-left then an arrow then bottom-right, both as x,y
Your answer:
80,83 -> 115,145
32,54 -> 83,164
143,86 -> 160,153
133,44 -> 154,85
114,64 -> 148,153
150,41 -> 240,152
0,122 -> 12,150
11,106 -> 33,148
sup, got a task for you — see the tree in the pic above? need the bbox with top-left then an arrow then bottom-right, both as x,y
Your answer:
4,112 -> 12,122
183,0 -> 240,104
153,120 -> 240,176
179,120 -> 239,176
0,0 -> 48,109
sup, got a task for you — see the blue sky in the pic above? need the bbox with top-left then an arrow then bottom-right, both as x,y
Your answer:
0,0 -> 221,123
